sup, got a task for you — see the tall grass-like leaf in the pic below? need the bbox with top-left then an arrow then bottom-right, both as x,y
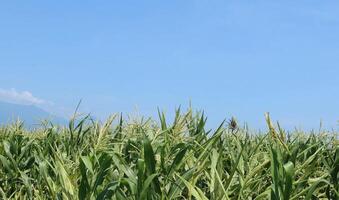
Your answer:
55,159 -> 75,197
283,161 -> 294,200
167,146 -> 188,176
143,137 -> 161,195
96,181 -> 119,200
140,173 -> 158,199
177,174 -> 209,200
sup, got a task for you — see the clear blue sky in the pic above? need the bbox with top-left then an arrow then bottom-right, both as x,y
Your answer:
0,1 -> 338,130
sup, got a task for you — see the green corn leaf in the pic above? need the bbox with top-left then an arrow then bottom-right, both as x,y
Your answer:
140,173 -> 158,199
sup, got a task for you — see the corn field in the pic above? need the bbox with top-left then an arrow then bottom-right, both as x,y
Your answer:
0,109 -> 338,199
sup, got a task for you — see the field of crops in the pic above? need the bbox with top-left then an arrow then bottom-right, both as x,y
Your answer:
0,109 -> 338,199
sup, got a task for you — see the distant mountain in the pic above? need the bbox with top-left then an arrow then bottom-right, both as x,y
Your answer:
0,101 -> 66,127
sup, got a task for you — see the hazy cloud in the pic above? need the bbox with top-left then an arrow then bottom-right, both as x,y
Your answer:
0,88 -> 47,105
0,88 -> 93,119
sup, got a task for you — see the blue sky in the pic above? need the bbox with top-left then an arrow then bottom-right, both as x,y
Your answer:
0,1 -> 338,130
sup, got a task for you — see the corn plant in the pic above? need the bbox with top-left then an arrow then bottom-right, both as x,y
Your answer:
0,109 -> 338,199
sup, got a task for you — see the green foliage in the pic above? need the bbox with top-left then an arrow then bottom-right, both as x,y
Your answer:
0,110 -> 338,199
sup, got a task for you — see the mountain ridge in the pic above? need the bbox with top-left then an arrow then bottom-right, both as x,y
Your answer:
0,101 -> 66,126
